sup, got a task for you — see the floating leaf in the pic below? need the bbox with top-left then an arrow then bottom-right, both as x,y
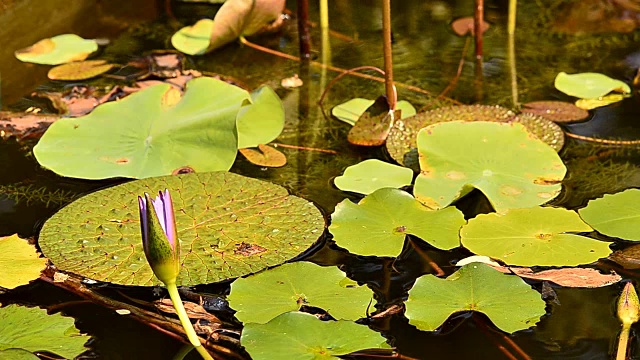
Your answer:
329,188 -> 465,257
332,98 -> 416,126
171,19 -> 215,55
0,305 -> 89,358
579,189 -> 640,241
522,101 -> 589,123
348,96 -> 398,146
504,267 -> 621,288
228,262 -> 374,324
236,86 -> 284,149
241,312 -> 390,360
0,349 -> 39,360
405,263 -> 545,333
38,172 -> 324,286
575,94 -> 626,110
333,159 -> 413,195
461,207 -> 611,266
413,121 -> 566,213
239,144 -> 287,167
33,77 -> 250,179
450,17 -> 490,36
0,235 -> 47,289
554,72 -> 631,99
47,60 -> 114,81
14,34 -> 98,65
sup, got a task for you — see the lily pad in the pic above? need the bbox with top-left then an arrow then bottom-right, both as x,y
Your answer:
405,263 -> 545,333
33,77 -> 250,179
0,349 -> 39,360
14,34 -> 98,65
575,94 -> 626,110
228,261 -> 374,324
522,101 -> 589,124
239,144 -> 287,167
241,311 -> 391,360
579,189 -> 640,241
0,235 -> 47,290
0,305 -> 89,358
347,96 -> 397,146
332,98 -> 416,126
236,86 -> 284,149
329,188 -> 465,257
38,172 -> 325,286
171,19 -> 215,55
461,207 -> 612,266
554,72 -> 631,99
47,60 -> 114,81
333,159 -> 413,195
413,121 -> 566,213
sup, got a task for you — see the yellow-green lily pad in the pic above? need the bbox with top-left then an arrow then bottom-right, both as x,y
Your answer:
332,98 -> 416,126
554,72 -> 631,99
333,159 -> 413,195
47,59 -> 114,81
579,189 -> 640,241
0,235 -> 47,290
171,19 -> 215,55
15,34 -> 98,65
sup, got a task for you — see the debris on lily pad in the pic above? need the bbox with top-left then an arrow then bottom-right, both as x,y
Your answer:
0,305 -> 90,359
329,188 -> 465,257
171,19 -> 215,55
333,159 -> 413,195
332,98 -> 416,126
47,60 -> 114,81
461,207 -> 612,266
451,16 -> 490,36
522,101 -> 589,123
575,94 -> 626,110
0,234 -> 47,289
554,72 -> 631,99
15,34 -> 98,65
228,262 -> 374,324
413,121 -> 566,213
405,263 -> 545,333
579,189 -> 640,241
239,144 -> 287,167
241,311 -> 391,360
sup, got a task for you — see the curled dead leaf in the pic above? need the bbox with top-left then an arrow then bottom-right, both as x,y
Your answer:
239,144 -> 287,167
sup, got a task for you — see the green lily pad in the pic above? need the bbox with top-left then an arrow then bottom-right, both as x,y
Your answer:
332,98 -> 416,126
405,263 -> 545,333
14,34 -> 98,65
461,207 -> 612,266
575,94 -> 626,110
329,188 -> 465,257
228,261 -> 374,324
0,305 -> 89,358
0,235 -> 47,290
0,349 -> 39,360
413,121 -> 566,213
579,189 -> 640,241
241,311 -> 391,360
47,60 -> 114,81
171,19 -> 215,55
33,77 -> 250,179
237,86 -> 284,149
333,159 -> 413,195
38,172 -> 325,286
554,72 -> 631,99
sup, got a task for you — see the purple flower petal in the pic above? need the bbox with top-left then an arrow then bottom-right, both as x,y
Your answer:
138,195 -> 149,252
151,192 -> 167,235
161,189 -> 178,250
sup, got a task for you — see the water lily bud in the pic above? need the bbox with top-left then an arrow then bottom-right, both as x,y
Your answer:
618,282 -> 640,326
138,190 -> 180,285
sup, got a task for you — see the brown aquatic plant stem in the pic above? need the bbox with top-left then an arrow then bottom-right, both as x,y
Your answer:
297,0 -> 312,59
271,142 -> 338,154
474,0 -> 484,60
318,65 -> 386,105
473,316 -> 532,360
382,0 -> 397,110
408,240 -> 445,277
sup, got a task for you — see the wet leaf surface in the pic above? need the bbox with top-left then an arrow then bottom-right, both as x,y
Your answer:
38,172 -> 325,286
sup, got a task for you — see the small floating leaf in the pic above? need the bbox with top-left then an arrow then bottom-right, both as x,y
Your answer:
405,263 -> 545,333
228,262 -> 374,324
241,312 -> 391,360
413,121 -> 566,213
239,144 -> 287,167
575,94 -> 626,110
554,72 -> 631,99
236,86 -> 284,149
47,60 -> 114,81
171,19 -> 215,55
522,101 -> 589,123
0,305 -> 89,358
0,234 -> 47,289
461,207 -> 611,266
15,34 -> 98,65
347,96 -> 396,146
333,159 -> 413,195
332,98 -> 416,126
329,188 -> 465,257
579,189 -> 640,241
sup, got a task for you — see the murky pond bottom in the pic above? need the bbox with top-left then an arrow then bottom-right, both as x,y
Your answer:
3,0 -> 640,359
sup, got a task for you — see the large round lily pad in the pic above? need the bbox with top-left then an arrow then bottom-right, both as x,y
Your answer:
329,188 -> 465,257
241,311 -> 390,360
228,261 -> 374,324
405,263 -> 545,334
579,189 -> 640,241
38,172 -> 325,286
413,121 -> 566,213
461,207 -> 612,266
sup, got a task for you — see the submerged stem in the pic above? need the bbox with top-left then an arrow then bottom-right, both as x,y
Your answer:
381,0 -> 396,110
166,282 -> 214,360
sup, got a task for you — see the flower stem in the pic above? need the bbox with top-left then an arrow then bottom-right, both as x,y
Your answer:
166,282 -> 214,360
616,323 -> 631,360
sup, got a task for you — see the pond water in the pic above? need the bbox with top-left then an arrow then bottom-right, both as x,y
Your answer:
2,0 -> 640,359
